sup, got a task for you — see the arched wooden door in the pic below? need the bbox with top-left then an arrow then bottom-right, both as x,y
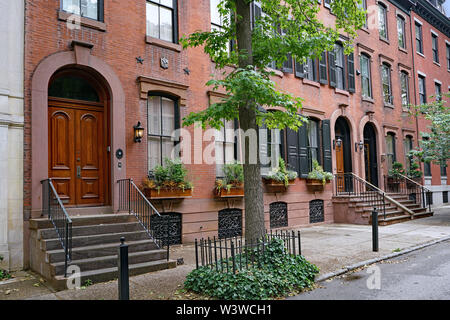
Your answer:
48,71 -> 109,206
363,123 -> 378,187
335,117 -> 352,192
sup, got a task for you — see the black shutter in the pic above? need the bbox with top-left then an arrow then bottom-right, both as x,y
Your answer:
319,52 -> 328,84
282,53 -> 293,73
234,118 -> 239,160
328,50 -> 336,88
286,128 -> 299,174
347,52 -> 355,93
322,119 -> 332,173
294,59 -> 305,78
298,124 -> 309,178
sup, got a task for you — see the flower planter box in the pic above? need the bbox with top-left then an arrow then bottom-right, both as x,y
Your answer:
143,188 -> 193,199
306,179 -> 329,192
214,186 -> 244,198
263,178 -> 295,193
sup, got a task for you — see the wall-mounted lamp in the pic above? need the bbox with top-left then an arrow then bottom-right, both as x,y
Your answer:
355,140 -> 364,152
133,121 -> 144,143
333,138 -> 343,150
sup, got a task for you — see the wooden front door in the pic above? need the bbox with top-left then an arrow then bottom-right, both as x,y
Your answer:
335,140 -> 345,192
49,103 -> 106,206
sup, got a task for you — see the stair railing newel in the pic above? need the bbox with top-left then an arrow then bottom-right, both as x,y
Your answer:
40,179 -> 73,277
333,173 -> 387,220
117,179 -> 170,261
383,173 -> 432,213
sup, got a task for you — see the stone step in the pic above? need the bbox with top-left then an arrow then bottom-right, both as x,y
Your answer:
38,222 -> 143,240
30,214 -> 136,230
52,259 -> 177,290
46,239 -> 159,264
51,250 -> 168,276
42,230 -> 150,251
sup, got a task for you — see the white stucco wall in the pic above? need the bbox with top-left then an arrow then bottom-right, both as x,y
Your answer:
0,0 -> 24,271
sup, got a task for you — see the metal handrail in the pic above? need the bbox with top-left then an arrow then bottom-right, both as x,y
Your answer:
41,179 -> 72,277
117,179 -> 170,260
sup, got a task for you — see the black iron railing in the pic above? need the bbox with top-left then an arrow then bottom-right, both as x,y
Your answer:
41,179 -> 72,277
194,230 -> 302,273
117,179 -> 169,260
334,173 -> 387,218
383,174 -> 432,213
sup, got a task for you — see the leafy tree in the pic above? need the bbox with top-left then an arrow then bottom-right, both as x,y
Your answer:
409,93 -> 450,168
181,0 -> 366,240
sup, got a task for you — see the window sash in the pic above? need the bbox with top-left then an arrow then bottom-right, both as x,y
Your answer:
215,119 -> 236,177
415,24 -> 423,53
146,0 -> 174,42
401,72 -> 409,107
360,55 -> 372,98
432,35 -> 439,62
382,65 -> 391,103
62,0 -> 100,21
397,17 -> 405,49
378,5 -> 387,39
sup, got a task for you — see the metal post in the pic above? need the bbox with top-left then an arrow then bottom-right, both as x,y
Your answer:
166,216 -> 170,261
231,240 -> 236,274
297,230 -> 302,256
194,239 -> 199,269
118,237 -> 130,300
372,208 -> 379,252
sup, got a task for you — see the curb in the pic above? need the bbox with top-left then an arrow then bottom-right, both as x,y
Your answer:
315,235 -> 450,283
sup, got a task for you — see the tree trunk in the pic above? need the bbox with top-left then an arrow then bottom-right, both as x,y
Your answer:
235,0 -> 265,242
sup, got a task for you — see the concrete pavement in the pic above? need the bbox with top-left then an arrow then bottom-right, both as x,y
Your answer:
1,205 -> 449,300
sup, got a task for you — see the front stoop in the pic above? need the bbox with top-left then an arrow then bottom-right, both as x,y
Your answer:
333,194 -> 433,226
29,213 -> 176,290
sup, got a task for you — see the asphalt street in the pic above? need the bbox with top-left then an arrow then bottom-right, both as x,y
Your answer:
290,239 -> 450,300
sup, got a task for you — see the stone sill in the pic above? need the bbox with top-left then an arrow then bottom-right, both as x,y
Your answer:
416,51 -> 425,59
398,47 -> 408,54
384,103 -> 395,109
145,36 -> 182,52
379,37 -> 390,45
335,88 -> 349,97
302,78 -> 320,88
58,11 -> 106,31
362,97 -> 375,104
433,61 -> 441,67
266,68 -> 284,78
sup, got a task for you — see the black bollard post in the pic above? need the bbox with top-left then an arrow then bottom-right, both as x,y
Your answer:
372,208 -> 379,252
118,237 -> 129,300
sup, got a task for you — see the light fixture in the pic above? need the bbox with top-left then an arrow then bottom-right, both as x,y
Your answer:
133,121 -> 144,143
336,137 -> 342,148
355,140 -> 364,152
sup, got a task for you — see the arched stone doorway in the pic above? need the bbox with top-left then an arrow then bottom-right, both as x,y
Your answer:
47,69 -> 110,206
363,122 -> 378,187
335,117 -> 353,192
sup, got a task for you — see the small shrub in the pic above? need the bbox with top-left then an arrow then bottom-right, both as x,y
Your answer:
263,157 -> 298,187
388,161 -> 405,178
143,158 -> 193,191
307,160 -> 333,185
215,162 -> 244,192
184,238 -> 319,300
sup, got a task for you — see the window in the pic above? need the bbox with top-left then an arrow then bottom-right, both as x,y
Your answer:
446,43 -> 450,70
259,122 -> 282,176
378,4 -> 388,40
400,71 -> 409,108
397,16 -> 406,49
440,163 -> 447,177
334,44 -> 346,90
362,0 -> 368,29
62,0 -> 103,21
215,119 -> 237,177
146,0 -> 177,43
418,75 -> 427,104
324,0 -> 332,8
381,63 -> 392,104
147,95 -> 179,172
432,33 -> 439,63
307,119 -> 320,172
435,82 -> 442,101
415,23 -> 423,54
386,133 -> 396,171
404,135 -> 413,172
422,137 -> 431,177
360,54 -> 372,98
304,58 -> 317,81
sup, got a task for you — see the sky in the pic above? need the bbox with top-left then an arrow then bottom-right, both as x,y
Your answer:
443,0 -> 450,17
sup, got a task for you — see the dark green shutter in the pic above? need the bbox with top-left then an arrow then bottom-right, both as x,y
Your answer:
295,59 -> 305,78
321,119 -> 332,173
298,124 -> 309,178
328,50 -> 336,88
282,53 -> 293,73
286,128 -> 299,174
319,52 -> 328,84
347,53 -> 355,93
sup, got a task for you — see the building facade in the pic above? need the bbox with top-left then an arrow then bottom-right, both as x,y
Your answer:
21,0 -> 449,269
0,0 -> 24,271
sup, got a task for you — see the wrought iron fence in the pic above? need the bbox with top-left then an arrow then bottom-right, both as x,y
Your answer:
41,179 -> 72,277
383,174 -> 432,213
194,230 -> 302,273
117,179 -> 170,259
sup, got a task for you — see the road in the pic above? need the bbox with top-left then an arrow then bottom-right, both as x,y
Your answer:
289,239 -> 450,300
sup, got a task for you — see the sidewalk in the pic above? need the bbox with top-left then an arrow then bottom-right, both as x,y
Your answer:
2,205 -> 450,300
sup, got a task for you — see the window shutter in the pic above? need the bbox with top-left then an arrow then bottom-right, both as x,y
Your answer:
321,119 -> 332,173
282,53 -> 293,73
328,51 -> 336,88
286,128 -> 299,174
298,124 -> 309,178
294,59 -> 305,78
347,53 -> 355,93
319,52 -> 328,84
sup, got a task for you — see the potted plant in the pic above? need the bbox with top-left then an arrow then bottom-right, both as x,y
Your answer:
306,160 -> 333,191
215,162 -> 244,197
406,160 -> 423,188
386,161 -> 405,192
142,158 -> 193,199
262,157 -> 297,192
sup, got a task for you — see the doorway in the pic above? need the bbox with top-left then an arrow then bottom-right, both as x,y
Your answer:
363,123 -> 378,187
47,71 -> 109,206
335,117 -> 352,192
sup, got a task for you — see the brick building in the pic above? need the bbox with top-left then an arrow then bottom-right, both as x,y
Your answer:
20,0 -> 449,276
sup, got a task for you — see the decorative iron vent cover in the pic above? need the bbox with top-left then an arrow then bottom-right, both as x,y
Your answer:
150,212 -> 182,245
269,202 -> 288,229
309,200 -> 324,223
218,208 -> 242,239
